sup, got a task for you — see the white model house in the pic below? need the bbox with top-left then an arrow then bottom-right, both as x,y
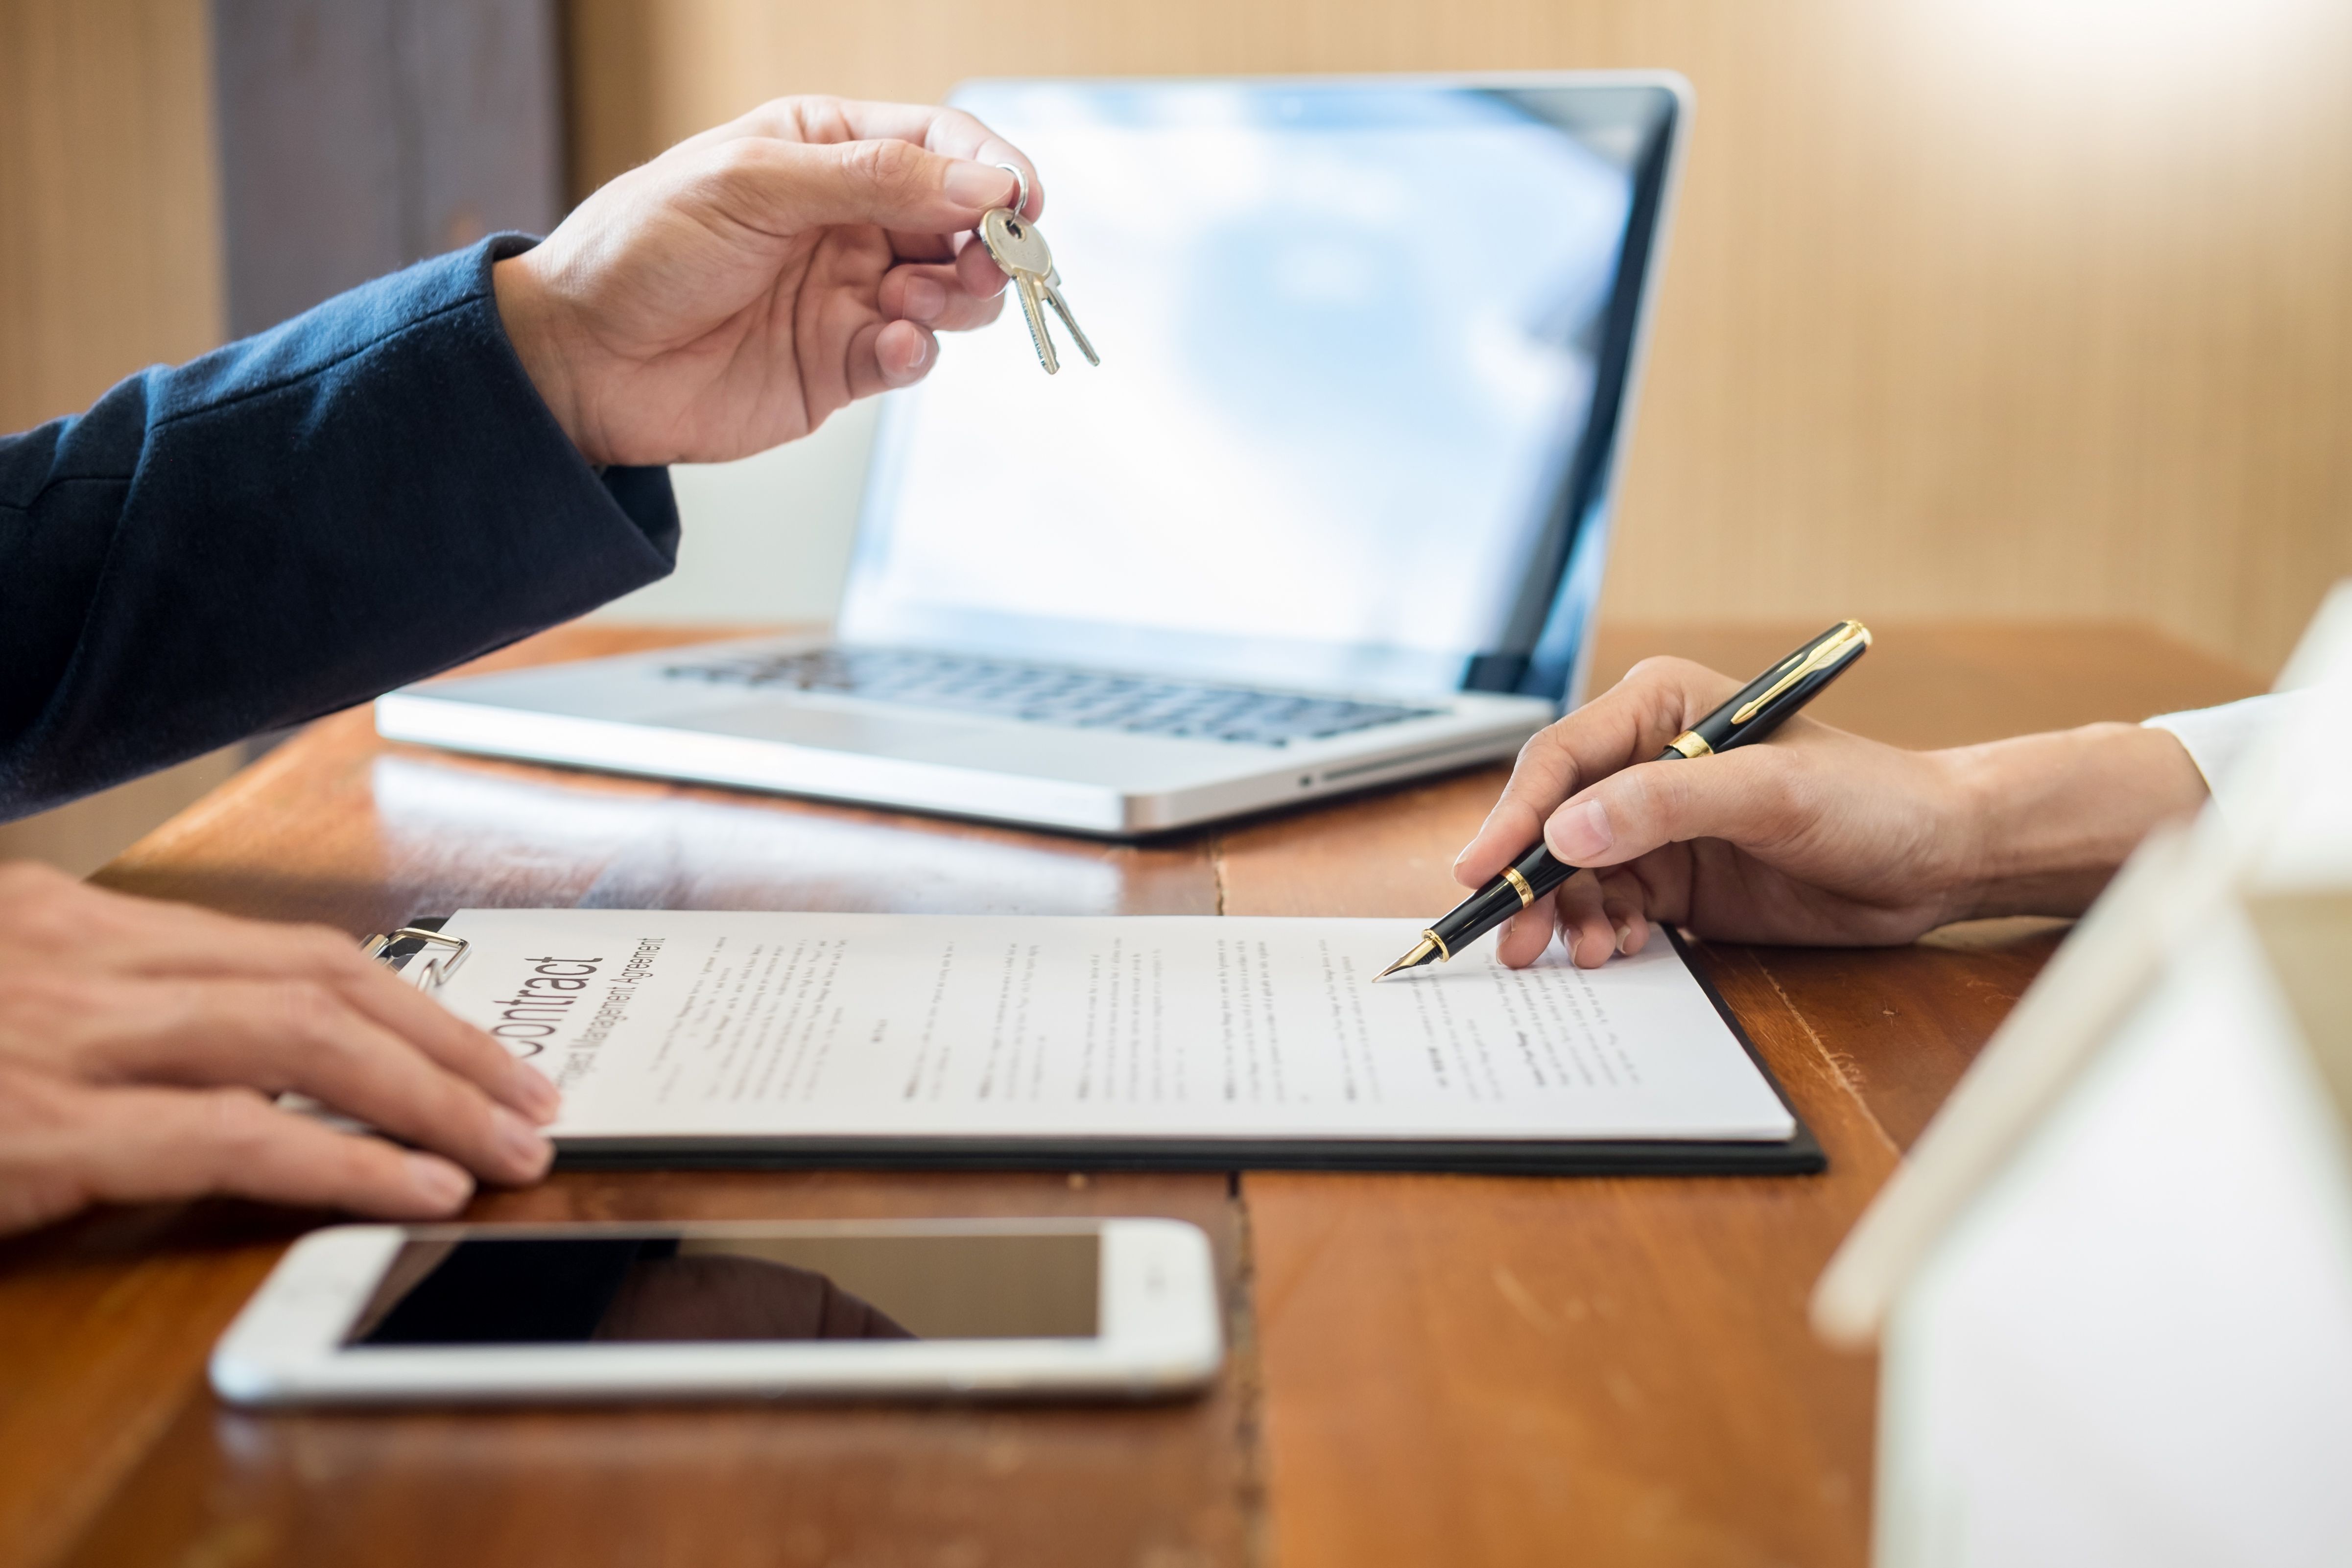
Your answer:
1814,585 -> 2352,1568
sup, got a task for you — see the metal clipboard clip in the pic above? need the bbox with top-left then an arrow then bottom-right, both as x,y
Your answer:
361,926 -> 471,989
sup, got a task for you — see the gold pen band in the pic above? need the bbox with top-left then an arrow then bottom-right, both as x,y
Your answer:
1421,927 -> 1452,962
1664,729 -> 1713,759
1501,866 -> 1535,907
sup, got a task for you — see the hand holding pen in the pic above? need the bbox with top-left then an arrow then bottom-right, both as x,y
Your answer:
1389,615 -> 2215,980
1392,621 -> 1900,978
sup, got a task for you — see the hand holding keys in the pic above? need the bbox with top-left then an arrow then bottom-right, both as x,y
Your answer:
976,164 -> 1099,375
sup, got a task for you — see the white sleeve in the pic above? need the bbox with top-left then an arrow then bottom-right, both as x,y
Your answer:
2142,693 -> 2304,816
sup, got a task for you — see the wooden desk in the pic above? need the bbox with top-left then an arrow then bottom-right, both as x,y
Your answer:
0,621 -> 2260,1568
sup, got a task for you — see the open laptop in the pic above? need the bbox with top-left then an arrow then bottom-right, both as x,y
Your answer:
376,73 -> 1690,837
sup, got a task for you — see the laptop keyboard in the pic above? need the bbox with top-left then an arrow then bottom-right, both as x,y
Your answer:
661,647 -> 1442,747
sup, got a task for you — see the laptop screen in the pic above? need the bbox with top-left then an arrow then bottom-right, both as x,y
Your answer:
839,77 -> 1683,701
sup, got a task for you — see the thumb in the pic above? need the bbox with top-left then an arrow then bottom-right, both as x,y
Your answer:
702,137 -> 1019,238
1542,751 -> 1796,870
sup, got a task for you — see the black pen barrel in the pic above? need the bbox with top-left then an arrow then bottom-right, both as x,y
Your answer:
1663,620 -> 1870,760
1431,841 -> 1581,951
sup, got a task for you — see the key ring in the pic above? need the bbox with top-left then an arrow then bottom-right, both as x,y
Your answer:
993,161 -> 1031,215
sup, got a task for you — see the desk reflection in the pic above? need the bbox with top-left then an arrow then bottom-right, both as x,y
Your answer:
368,755 -> 1159,914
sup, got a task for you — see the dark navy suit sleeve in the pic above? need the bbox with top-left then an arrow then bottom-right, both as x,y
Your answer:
0,235 -> 679,822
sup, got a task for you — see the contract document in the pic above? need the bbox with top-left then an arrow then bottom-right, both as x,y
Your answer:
415,909 -> 1819,1174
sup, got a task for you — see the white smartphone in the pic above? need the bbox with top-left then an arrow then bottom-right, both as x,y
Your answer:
210,1217 -> 1222,1406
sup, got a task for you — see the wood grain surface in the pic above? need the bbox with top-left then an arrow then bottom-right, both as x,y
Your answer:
0,618 -> 2260,1568
46,1172 -> 1257,1568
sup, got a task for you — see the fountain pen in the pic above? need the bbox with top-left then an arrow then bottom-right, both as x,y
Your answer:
1376,619 -> 1873,982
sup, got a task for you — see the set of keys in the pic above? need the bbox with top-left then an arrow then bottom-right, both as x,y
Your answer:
974,163 -> 1098,375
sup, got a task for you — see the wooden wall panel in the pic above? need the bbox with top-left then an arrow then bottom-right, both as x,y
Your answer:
565,0 -> 2352,675
214,0 -> 564,337
0,0 -> 224,431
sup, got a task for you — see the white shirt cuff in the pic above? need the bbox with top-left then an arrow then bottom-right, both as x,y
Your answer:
2143,692 -> 2305,817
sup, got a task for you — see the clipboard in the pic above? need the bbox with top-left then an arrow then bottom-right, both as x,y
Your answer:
367,916 -> 1825,1179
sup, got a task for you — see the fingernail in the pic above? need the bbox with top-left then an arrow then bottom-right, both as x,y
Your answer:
945,160 -> 1017,209
1614,921 -> 1635,954
492,1107 -> 553,1177
1547,800 -> 1615,863
404,1154 -> 473,1210
903,276 -> 947,321
513,1067 -> 561,1122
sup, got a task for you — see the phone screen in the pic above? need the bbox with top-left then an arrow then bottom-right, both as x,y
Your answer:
345,1230 -> 1101,1346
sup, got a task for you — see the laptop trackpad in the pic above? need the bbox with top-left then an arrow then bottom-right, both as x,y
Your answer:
680,700 -> 995,764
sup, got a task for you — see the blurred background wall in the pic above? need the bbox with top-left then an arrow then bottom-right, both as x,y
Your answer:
3,0 -> 2350,869
565,0 -> 2352,671
1,1 -> 240,872
213,0 -> 562,338
0,0 -> 564,871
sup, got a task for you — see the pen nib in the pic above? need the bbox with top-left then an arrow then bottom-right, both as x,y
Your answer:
1375,935 -> 1441,983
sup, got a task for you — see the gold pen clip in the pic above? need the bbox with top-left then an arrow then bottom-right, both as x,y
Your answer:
1730,621 -> 1871,726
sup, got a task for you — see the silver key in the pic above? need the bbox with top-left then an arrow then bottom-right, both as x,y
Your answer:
977,207 -> 1101,376
1040,265 -> 1098,367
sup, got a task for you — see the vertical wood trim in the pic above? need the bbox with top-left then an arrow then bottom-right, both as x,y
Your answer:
213,0 -> 564,337
0,0 -> 225,431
